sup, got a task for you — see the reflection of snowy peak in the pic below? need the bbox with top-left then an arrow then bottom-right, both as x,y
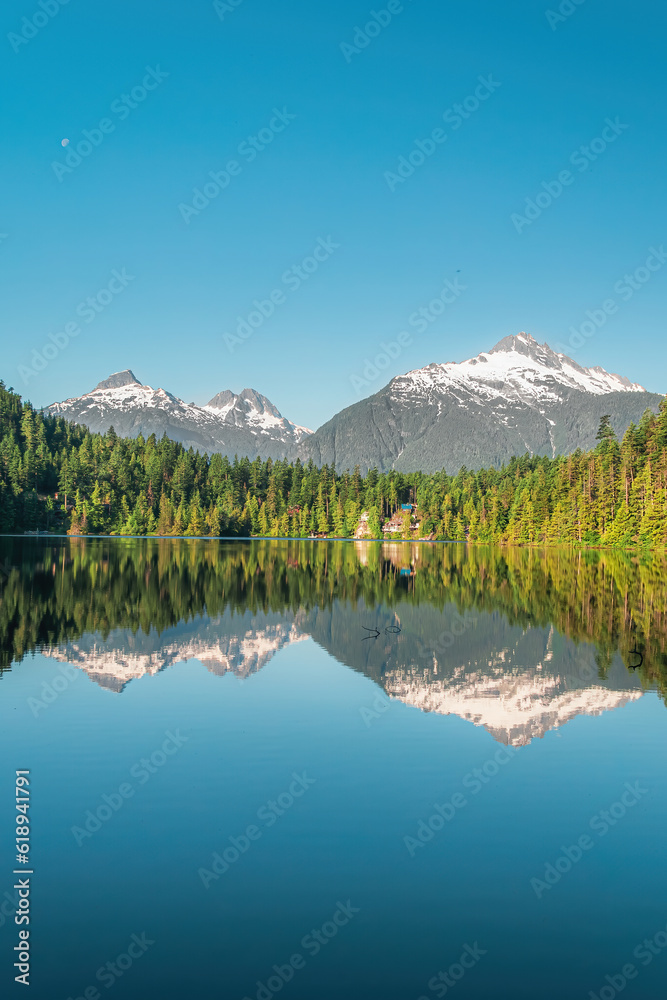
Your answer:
41,606 -> 646,744
43,617 -> 306,692
44,370 -> 312,461
380,624 -> 643,745
197,623 -> 308,677
384,664 -> 642,746
302,606 -> 646,745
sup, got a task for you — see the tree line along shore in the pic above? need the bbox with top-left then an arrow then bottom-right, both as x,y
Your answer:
1,380 -> 666,547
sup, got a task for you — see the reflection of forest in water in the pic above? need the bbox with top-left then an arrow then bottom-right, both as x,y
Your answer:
0,538 -> 665,703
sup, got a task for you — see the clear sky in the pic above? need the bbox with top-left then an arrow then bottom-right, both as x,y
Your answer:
1,0 -> 665,430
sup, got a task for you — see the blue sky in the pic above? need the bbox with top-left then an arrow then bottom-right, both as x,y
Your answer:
1,0 -> 665,430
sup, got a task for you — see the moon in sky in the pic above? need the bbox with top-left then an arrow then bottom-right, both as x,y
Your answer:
61,138 -> 69,147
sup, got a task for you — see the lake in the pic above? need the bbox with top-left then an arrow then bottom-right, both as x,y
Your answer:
1,538 -> 666,999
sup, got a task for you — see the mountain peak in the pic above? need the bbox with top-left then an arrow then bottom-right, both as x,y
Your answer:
489,332 -> 550,358
483,332 -> 646,389
206,389 -> 236,410
45,376 -> 310,462
204,388 -> 282,419
94,370 -> 141,391
239,388 -> 281,417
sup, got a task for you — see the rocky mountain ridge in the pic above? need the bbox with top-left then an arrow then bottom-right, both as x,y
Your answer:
42,334 -> 663,471
44,370 -> 312,461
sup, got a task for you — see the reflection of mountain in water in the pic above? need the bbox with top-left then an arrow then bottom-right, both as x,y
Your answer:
381,650 -> 641,747
44,601 -> 644,745
44,611 -> 304,692
299,603 -> 644,745
2,537 -> 662,743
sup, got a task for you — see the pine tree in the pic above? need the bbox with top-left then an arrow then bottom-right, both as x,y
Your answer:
208,506 -> 222,537
172,501 -> 186,536
452,513 -> 466,541
87,481 -> 104,533
157,493 -> 174,535
604,500 -> 635,547
317,498 -> 329,535
333,500 -> 347,537
258,505 -> 270,537
187,503 -> 205,536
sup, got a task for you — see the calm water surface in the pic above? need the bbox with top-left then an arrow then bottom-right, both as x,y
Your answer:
1,538 -> 666,999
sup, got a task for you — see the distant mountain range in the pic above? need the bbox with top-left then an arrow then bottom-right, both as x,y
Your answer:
43,334 -> 664,472
44,369 -> 312,462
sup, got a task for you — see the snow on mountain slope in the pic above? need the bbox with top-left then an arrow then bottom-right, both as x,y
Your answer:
204,386 -> 312,442
44,370 -> 313,460
50,370 -> 213,422
43,619 -> 308,692
391,333 -> 646,404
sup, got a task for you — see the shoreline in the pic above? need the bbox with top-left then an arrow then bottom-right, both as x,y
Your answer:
2,533 -> 662,552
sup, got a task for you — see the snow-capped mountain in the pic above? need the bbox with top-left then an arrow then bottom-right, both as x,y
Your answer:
42,334 -> 663,471
302,333 -> 663,472
44,370 -> 312,461
396,333 -> 647,401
